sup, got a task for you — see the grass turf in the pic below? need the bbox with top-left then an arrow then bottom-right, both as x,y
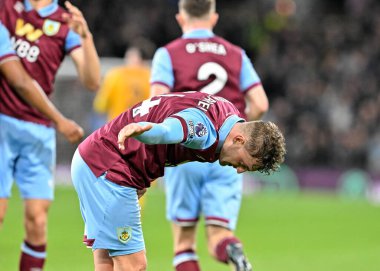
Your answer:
0,185 -> 379,270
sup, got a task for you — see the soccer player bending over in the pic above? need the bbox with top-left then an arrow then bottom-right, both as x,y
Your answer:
71,92 -> 286,271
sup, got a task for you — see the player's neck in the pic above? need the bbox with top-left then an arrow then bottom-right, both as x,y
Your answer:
182,18 -> 213,33
182,21 -> 213,33
29,0 -> 52,10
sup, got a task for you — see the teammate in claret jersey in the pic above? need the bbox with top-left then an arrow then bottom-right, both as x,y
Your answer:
150,0 -> 269,270
71,91 -> 286,271
0,1 -> 100,270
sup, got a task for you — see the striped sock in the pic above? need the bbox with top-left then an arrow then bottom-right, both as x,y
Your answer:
19,240 -> 46,271
215,236 -> 241,263
174,249 -> 201,271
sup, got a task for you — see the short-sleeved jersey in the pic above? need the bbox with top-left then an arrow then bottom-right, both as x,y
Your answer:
79,92 -> 242,189
0,0 -> 81,126
150,29 -> 262,119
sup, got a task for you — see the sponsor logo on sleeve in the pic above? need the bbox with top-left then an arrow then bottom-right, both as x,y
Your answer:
188,120 -> 195,138
195,123 -> 207,137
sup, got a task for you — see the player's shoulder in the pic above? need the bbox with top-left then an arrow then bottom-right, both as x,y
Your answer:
212,35 -> 242,54
164,37 -> 184,49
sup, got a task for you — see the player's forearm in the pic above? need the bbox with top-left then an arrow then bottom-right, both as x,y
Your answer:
150,84 -> 170,97
245,85 -> 269,121
79,34 -> 101,91
15,80 -> 65,124
1,60 -> 65,124
135,118 -> 184,144
246,107 -> 266,121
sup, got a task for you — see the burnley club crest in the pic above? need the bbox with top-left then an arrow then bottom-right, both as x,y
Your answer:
117,226 -> 132,244
43,19 -> 61,36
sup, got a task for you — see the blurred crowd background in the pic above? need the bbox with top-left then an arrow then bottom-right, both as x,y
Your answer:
54,0 -> 380,185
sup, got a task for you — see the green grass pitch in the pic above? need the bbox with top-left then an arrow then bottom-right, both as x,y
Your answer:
1,185 -> 379,270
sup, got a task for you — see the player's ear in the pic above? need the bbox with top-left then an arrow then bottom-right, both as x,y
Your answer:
210,13 -> 219,27
233,135 -> 245,145
176,13 -> 185,28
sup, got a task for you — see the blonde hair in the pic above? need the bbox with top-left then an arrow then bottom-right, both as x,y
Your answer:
244,121 -> 286,174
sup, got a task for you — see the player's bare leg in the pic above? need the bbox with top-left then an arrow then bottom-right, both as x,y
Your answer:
172,223 -> 197,251
172,223 -> 201,270
0,198 -> 9,228
93,249 -> 113,271
112,250 -> 147,271
206,225 -> 234,256
24,199 -> 50,244
207,225 -> 252,271
20,199 -> 50,270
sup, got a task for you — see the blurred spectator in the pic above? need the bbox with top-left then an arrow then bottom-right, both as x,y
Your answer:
93,44 -> 152,121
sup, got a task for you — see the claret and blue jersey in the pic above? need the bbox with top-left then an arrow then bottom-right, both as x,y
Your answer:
149,28 -> 263,230
150,29 -> 262,119
0,0 -> 83,200
78,92 -> 244,190
0,0 -> 81,125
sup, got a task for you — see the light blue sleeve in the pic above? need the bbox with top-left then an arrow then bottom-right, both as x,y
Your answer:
0,23 -> 16,58
174,108 -> 217,150
135,108 -> 217,150
65,29 -> 81,53
135,118 -> 184,144
150,47 -> 174,88
240,50 -> 261,91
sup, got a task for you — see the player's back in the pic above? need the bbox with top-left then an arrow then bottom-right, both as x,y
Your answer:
165,34 -> 246,116
79,92 -> 241,189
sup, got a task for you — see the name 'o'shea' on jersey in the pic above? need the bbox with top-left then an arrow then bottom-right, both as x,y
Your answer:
79,92 -> 242,190
165,36 -> 250,118
0,0 -> 80,126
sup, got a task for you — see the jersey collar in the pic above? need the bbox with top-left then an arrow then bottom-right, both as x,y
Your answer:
182,29 -> 214,39
216,115 -> 245,153
24,0 -> 58,17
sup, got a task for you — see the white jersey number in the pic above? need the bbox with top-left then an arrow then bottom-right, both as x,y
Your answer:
133,98 -> 161,117
132,94 -> 186,117
198,62 -> 228,95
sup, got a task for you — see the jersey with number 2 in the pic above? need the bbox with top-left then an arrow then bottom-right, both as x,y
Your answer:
150,30 -> 262,119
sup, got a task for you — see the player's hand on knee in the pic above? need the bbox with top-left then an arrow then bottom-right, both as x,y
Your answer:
56,117 -> 84,143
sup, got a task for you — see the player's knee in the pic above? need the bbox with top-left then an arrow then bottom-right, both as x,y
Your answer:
25,212 -> 47,231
